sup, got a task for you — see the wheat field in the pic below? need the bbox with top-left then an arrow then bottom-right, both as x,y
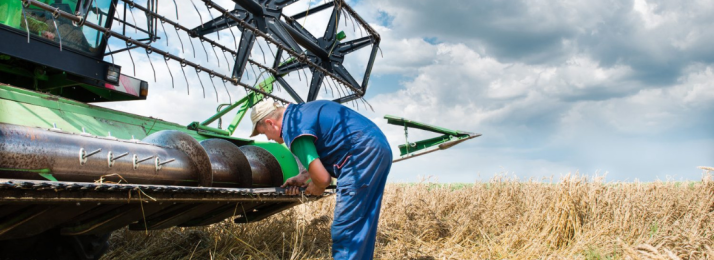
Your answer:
103,171 -> 714,259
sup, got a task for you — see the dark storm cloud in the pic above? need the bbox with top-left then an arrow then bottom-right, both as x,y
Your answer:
366,0 -> 714,86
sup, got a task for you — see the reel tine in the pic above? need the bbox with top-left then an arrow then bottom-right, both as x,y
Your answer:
199,39 -> 209,62
50,10 -> 63,51
265,41 -> 276,60
344,9 -> 354,34
127,3 -> 138,34
146,47 -> 156,82
257,40 -> 267,64
180,61 -> 189,95
174,26 -> 185,53
250,63 -> 258,82
126,43 -> 136,76
164,56 -> 174,89
222,79 -> 232,104
106,41 -> 114,63
326,77 -> 335,98
171,0 -> 179,20
210,43 -> 220,67
209,74 -> 218,103
222,50 -> 231,72
361,97 -> 374,112
357,17 -> 364,37
349,86 -> 358,108
191,0 -> 204,28
328,77 -> 338,97
342,9 -> 349,28
292,56 -> 302,82
333,78 -> 345,98
188,34 -> 197,58
21,1 -> 29,43
204,2 -> 219,40
195,68 -> 206,98
159,20 -> 169,47
228,26 -> 238,50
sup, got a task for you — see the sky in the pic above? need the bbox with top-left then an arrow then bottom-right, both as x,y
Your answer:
99,0 -> 714,183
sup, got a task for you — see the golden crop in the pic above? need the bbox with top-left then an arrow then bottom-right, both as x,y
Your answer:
104,171 -> 714,259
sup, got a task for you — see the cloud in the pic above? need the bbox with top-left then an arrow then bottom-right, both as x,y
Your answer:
365,39 -> 714,181
91,0 -> 713,182
363,0 -> 714,85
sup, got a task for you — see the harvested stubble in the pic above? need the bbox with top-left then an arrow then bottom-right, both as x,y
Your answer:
103,173 -> 714,259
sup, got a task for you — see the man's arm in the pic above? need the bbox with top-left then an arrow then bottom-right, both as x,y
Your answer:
282,136 -> 330,195
304,158 -> 331,195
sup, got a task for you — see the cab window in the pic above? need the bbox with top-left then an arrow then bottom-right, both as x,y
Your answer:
0,0 -> 113,56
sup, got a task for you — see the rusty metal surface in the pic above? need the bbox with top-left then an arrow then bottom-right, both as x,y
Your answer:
239,146 -> 284,187
0,179 -> 332,240
141,130 -> 214,187
0,124 -> 201,185
0,179 -> 332,203
200,139 -> 252,188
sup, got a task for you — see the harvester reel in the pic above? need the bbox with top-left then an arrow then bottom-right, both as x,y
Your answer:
191,0 -> 303,83
192,0 -> 379,104
278,2 -> 380,104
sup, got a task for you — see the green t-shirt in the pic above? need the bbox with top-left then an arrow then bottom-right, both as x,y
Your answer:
291,136 -> 320,169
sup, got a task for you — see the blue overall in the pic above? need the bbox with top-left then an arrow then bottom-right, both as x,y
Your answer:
282,100 -> 392,260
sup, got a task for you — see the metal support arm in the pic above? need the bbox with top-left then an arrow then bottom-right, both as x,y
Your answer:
385,115 -> 481,162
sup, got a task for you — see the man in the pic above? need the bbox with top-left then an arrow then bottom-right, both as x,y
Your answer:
250,100 -> 392,260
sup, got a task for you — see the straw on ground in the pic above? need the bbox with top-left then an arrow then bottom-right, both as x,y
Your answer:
103,172 -> 714,259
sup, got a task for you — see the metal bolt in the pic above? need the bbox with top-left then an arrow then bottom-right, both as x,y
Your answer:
79,148 -> 102,165
108,152 -> 128,168
155,157 -> 176,171
133,155 -> 156,169
82,148 -> 102,159
136,155 -> 156,164
50,123 -> 62,132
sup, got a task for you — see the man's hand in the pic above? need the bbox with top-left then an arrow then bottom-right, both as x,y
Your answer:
281,172 -> 309,195
304,182 -> 326,196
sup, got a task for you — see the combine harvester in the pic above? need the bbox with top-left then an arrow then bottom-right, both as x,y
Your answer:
0,0 -> 478,258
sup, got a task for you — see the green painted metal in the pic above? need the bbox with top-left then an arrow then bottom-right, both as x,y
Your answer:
0,83 -> 300,182
336,31 -> 347,41
252,142 -> 300,183
191,71 -> 276,137
384,115 -> 481,158
385,115 -> 463,136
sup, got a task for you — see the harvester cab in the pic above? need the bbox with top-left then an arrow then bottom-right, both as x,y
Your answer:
0,0 -> 148,102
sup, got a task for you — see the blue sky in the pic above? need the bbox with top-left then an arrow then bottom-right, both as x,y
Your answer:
100,0 -> 714,182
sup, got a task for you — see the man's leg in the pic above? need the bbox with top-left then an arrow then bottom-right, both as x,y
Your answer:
331,148 -> 392,260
